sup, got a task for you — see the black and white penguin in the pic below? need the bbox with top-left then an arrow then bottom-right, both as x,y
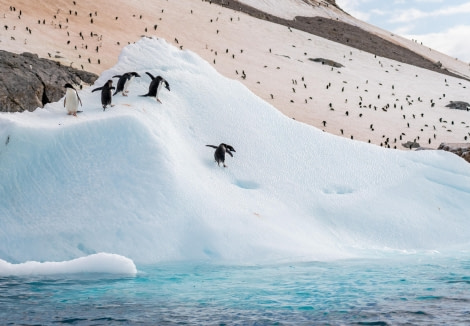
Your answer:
140,72 -> 170,103
63,83 -> 82,116
113,72 -> 140,96
92,80 -> 115,111
206,143 -> 236,167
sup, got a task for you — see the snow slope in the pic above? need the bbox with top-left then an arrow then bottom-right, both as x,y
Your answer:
1,38 -> 470,273
238,0 -> 470,77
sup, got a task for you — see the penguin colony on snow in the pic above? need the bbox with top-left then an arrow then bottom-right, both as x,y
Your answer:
5,1 -> 469,153
64,72 -> 235,167
66,69 -> 170,110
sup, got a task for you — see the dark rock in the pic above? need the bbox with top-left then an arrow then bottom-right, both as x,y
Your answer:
206,0 -> 469,82
402,141 -> 420,149
445,101 -> 470,111
309,58 -> 344,68
438,143 -> 470,163
0,50 -> 98,112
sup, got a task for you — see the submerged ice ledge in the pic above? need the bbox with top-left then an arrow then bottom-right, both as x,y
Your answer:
0,253 -> 137,276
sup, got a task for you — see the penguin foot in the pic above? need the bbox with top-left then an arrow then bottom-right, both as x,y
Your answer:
73,112 -> 77,117
157,98 -> 162,104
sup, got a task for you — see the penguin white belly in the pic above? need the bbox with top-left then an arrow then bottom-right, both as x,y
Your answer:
156,81 -> 163,98
123,76 -> 134,93
65,89 -> 79,113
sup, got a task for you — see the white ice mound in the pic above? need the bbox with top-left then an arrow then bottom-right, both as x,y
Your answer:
1,37 -> 470,265
0,253 -> 137,276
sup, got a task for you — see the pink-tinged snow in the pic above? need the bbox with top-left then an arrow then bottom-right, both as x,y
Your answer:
1,0 -> 469,149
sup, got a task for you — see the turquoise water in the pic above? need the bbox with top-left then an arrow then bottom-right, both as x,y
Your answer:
1,255 -> 469,325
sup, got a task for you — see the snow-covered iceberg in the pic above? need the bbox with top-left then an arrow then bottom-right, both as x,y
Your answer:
1,38 -> 469,268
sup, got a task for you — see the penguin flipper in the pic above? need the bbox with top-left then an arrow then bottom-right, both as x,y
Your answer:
164,80 -> 170,91
77,94 -> 83,106
112,75 -> 122,78
92,87 -> 103,93
145,72 -> 155,80
206,145 -> 218,149
226,145 -> 236,153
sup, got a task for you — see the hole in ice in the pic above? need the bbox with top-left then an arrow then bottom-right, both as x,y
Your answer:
234,180 -> 260,190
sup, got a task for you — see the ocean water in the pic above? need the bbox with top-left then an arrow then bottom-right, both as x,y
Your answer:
1,255 -> 469,325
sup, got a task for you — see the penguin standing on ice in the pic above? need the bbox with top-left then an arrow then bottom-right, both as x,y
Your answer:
113,72 -> 140,96
206,143 -> 236,167
92,80 -> 115,111
63,83 -> 82,116
140,72 -> 170,103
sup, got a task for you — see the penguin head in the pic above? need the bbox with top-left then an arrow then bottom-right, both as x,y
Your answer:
106,80 -> 113,87
131,72 -> 141,78
225,144 -> 236,153
219,143 -> 235,153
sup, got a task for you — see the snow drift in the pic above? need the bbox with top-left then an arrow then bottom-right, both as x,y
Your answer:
1,38 -> 470,269
0,253 -> 136,276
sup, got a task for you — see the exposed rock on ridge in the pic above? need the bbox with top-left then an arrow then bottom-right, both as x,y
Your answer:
0,50 -> 98,112
445,101 -> 470,111
309,58 -> 344,68
438,143 -> 470,163
208,0 -> 468,82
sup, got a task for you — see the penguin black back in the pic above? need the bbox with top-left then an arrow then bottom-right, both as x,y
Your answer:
92,79 -> 115,110
141,72 -> 170,103
206,143 -> 236,167
113,72 -> 140,96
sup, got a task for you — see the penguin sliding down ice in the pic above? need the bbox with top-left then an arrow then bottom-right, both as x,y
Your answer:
206,143 -> 236,167
113,72 -> 140,96
140,72 -> 170,103
63,83 -> 82,116
92,80 -> 115,111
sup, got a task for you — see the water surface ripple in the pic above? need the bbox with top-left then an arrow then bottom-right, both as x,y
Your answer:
1,255 -> 469,325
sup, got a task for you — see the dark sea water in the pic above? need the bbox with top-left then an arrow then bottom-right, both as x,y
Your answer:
1,254 -> 469,325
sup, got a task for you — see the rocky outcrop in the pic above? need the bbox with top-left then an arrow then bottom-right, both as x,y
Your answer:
309,58 -> 344,68
302,0 -> 339,9
322,0 -> 339,9
0,50 -> 98,112
208,0 -> 468,82
445,101 -> 470,111
402,141 -> 420,149
438,143 -> 470,163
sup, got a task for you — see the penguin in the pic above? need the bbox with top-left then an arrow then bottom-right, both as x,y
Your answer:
113,72 -> 140,96
140,72 -> 170,103
63,83 -> 82,116
206,143 -> 236,167
92,80 -> 115,111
